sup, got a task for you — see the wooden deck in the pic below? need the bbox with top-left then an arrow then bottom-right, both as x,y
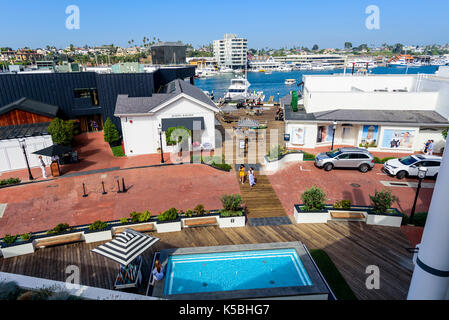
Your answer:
0,222 -> 414,300
238,172 -> 288,218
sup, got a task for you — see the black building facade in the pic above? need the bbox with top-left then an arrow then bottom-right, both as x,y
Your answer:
0,66 -> 194,132
150,42 -> 186,65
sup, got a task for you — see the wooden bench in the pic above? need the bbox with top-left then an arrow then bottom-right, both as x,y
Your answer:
113,223 -> 155,235
330,211 -> 365,220
35,233 -> 83,248
184,217 -> 218,228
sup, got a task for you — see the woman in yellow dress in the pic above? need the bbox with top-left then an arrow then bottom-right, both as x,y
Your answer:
239,165 -> 245,184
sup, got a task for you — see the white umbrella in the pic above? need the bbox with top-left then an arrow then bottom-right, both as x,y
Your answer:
92,228 -> 159,266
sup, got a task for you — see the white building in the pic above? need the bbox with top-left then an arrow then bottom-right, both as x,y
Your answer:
273,54 -> 346,69
248,56 -> 282,71
213,34 -> 248,70
283,68 -> 449,153
114,79 -> 218,156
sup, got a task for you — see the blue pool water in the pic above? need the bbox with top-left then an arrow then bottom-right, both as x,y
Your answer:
163,249 -> 313,295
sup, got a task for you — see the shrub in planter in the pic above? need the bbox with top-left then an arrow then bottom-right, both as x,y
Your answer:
0,177 -> 21,186
0,281 -> 21,300
194,204 -> 205,216
333,200 -> 351,210
220,209 -> 244,217
158,208 -> 179,222
401,213 -> 410,225
303,152 -> 316,160
20,233 -> 32,241
3,234 -> 18,245
88,220 -> 109,231
130,211 -> 141,223
267,145 -> 284,161
47,223 -> 71,234
221,194 -> 242,212
301,186 -> 326,211
165,126 -> 190,146
120,217 -> 129,224
369,189 -> 398,214
47,118 -> 77,147
139,210 -> 152,222
211,162 -> 232,171
185,209 -> 194,217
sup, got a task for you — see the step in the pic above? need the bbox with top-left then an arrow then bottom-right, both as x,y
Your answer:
249,216 -> 292,227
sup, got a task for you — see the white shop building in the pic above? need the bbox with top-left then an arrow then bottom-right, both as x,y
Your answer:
115,79 -> 219,156
283,69 -> 449,153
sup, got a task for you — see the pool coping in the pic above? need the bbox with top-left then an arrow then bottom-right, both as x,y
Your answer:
152,241 -> 330,300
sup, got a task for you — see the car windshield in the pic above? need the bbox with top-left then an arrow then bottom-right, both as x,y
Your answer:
399,156 -> 418,165
326,150 -> 342,158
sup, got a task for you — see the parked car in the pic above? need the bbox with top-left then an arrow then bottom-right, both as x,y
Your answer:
383,154 -> 442,179
314,148 -> 375,172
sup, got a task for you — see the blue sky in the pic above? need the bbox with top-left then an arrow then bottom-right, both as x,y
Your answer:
1,0 -> 449,49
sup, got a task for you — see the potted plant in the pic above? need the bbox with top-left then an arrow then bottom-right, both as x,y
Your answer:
155,208 -> 182,233
1,233 -> 35,258
294,187 -> 330,223
113,211 -> 156,234
83,220 -> 112,243
218,194 -> 246,228
366,189 -> 403,227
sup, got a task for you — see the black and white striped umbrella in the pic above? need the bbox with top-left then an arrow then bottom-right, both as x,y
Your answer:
237,118 -> 260,128
92,229 -> 159,266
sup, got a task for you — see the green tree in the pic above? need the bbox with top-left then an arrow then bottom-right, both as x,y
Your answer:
103,118 -> 120,144
443,127 -> 448,140
47,118 -> 77,147
312,44 -> 319,51
344,42 -> 352,49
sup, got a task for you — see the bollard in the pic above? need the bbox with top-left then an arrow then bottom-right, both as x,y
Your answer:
117,179 -> 122,193
82,183 -> 88,197
101,181 -> 107,195
122,177 -> 127,193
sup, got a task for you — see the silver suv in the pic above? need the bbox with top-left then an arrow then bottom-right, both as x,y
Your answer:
314,148 -> 375,173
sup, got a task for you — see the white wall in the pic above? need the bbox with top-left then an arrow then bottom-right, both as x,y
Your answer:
0,135 -> 53,173
285,122 -> 318,149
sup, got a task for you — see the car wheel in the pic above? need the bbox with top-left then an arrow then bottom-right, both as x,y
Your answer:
396,171 -> 407,180
324,163 -> 333,171
359,164 -> 369,173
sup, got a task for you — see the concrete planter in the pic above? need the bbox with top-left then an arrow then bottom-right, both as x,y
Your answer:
112,221 -> 156,235
218,215 -> 246,228
33,231 -> 84,249
155,220 -> 182,233
181,214 -> 220,228
366,211 -> 403,227
264,152 -> 304,172
83,229 -> 113,243
1,241 -> 35,258
293,205 -> 330,224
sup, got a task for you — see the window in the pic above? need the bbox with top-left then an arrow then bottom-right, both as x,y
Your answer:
337,153 -> 350,160
74,88 -> 99,106
349,153 -> 369,159
422,161 -> 440,167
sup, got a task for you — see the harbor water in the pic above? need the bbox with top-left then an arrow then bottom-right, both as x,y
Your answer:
194,66 -> 440,101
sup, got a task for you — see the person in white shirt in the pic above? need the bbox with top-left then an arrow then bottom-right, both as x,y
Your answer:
39,156 -> 47,179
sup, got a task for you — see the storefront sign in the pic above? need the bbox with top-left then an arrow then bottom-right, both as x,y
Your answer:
381,129 -> 415,149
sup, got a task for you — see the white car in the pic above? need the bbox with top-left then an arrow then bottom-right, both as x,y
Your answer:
383,154 -> 442,179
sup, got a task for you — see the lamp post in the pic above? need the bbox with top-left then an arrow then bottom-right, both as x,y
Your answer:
331,121 -> 337,151
410,166 -> 428,224
158,123 -> 165,164
19,139 -> 34,181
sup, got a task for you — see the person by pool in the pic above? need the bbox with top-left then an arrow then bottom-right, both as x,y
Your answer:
151,260 -> 165,285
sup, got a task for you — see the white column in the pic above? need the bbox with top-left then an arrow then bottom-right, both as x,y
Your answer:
407,138 -> 449,300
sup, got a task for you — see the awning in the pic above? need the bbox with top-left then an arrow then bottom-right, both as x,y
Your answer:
161,117 -> 205,131
92,228 -> 159,266
33,144 -> 73,157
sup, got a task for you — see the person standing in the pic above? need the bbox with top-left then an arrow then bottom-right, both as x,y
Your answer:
424,140 -> 430,154
92,120 -> 98,132
39,156 -> 47,179
239,165 -> 245,184
248,167 -> 256,189
428,140 -> 434,155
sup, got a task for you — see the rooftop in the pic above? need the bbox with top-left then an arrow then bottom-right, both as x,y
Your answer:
0,97 -> 59,118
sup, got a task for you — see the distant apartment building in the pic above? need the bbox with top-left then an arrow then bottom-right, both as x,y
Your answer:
213,34 -> 248,70
150,41 -> 186,65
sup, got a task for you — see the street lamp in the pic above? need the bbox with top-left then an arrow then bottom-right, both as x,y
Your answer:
410,166 -> 428,224
158,123 -> 165,164
331,121 -> 337,151
19,139 -> 34,181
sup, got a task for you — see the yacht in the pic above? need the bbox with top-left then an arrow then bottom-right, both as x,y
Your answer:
388,55 -> 415,67
224,77 -> 265,101
219,67 -> 234,73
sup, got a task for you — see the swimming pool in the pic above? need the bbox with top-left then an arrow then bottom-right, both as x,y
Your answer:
164,249 -> 312,295
153,242 -> 330,300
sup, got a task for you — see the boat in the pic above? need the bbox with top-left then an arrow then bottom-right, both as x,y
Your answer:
265,70 -> 272,74
224,77 -> 265,102
258,69 -> 266,72
388,54 -> 415,67
219,67 -> 234,73
285,79 -> 296,85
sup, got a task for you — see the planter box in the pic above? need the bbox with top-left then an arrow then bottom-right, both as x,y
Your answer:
112,221 -> 156,235
181,214 -> 219,228
1,241 -> 35,258
264,152 -> 304,172
366,212 -> 403,227
155,220 -> 182,233
83,229 -> 113,243
33,232 -> 84,249
293,205 -> 329,224
218,215 -> 246,228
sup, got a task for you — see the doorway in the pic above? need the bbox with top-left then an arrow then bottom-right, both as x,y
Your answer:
78,114 -> 103,132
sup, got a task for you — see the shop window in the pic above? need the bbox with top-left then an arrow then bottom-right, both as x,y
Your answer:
74,88 -> 99,106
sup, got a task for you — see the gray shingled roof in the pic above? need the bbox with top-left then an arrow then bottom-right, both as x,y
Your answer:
0,97 -> 59,118
0,122 -> 50,140
114,79 -> 216,115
